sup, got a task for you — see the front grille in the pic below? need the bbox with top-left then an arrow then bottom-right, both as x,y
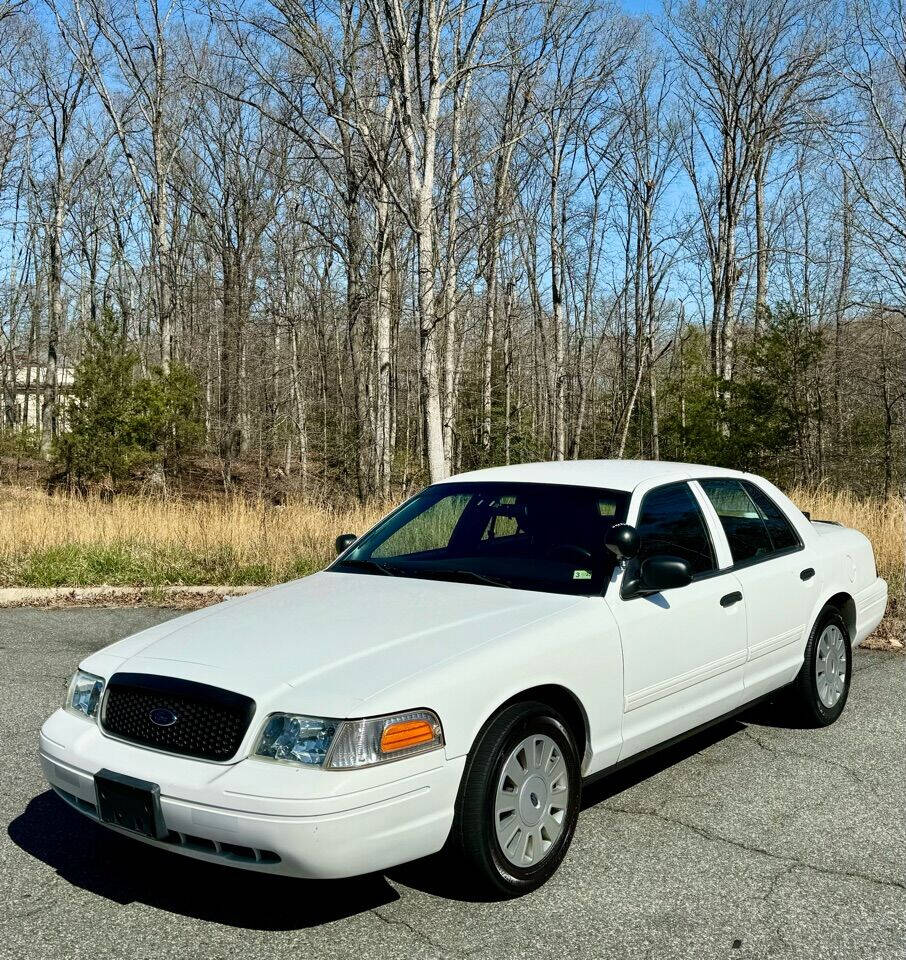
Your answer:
101,673 -> 256,762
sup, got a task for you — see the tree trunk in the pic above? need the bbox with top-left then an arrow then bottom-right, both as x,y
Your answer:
618,354 -> 648,458
503,278 -> 513,464
375,185 -> 393,499
411,98 -> 446,482
754,151 -> 768,334
834,174 -> 851,447
41,190 -> 64,456
154,166 -> 172,373
550,160 -> 566,461
291,322 -> 308,494
219,241 -> 242,488
345,168 -> 370,501
440,80 -> 470,473
643,183 -> 659,460
481,272 -> 496,458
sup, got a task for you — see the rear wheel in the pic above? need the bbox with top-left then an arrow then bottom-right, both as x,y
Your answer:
448,701 -> 581,897
790,607 -> 852,726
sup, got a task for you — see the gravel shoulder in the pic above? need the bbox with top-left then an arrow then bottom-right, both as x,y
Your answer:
0,586 -> 258,609
2,608 -> 905,960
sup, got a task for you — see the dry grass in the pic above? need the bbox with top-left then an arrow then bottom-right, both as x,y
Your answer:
0,484 -> 901,643
789,487 -> 904,593
0,487 -> 387,587
789,486 -> 905,646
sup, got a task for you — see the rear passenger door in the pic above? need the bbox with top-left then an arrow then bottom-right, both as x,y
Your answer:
696,478 -> 816,698
611,482 -> 748,759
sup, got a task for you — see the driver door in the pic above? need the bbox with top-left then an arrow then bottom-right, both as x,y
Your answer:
608,481 -> 748,759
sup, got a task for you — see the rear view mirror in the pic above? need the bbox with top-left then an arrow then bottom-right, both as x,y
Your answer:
335,533 -> 357,556
605,523 -> 640,561
640,555 -> 693,593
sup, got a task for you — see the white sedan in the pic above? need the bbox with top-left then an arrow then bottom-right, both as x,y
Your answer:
39,460 -> 888,896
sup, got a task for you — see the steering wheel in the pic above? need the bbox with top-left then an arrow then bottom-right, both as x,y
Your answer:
545,543 -> 593,563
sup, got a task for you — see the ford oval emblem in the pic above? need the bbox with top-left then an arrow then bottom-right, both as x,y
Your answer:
149,706 -> 178,727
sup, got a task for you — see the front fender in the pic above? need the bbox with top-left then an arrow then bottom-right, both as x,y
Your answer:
357,597 -> 624,778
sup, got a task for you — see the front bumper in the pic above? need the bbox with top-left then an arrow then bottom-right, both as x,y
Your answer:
39,708 -> 464,879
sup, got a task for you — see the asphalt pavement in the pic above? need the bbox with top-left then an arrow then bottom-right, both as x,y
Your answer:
2,607 -> 904,960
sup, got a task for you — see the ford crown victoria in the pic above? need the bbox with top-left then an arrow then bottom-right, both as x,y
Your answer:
39,460 -> 888,895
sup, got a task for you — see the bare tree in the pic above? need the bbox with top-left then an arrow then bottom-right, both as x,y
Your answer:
22,19 -> 92,452
0,0 -> 899,501
669,0 -> 835,387
614,47 -> 680,459
366,0 -> 503,481
52,0 -> 190,371
528,0 -> 633,459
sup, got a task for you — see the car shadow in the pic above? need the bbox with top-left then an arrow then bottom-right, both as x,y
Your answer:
390,716 -> 752,902
8,790 -> 399,930
580,717 -> 747,810
10,704 -> 794,915
734,695 -> 814,730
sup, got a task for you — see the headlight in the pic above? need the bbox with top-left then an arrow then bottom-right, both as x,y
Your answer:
255,714 -> 339,765
65,670 -> 105,720
254,709 -> 444,769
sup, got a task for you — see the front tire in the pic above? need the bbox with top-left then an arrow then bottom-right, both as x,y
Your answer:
448,701 -> 581,897
790,607 -> 852,726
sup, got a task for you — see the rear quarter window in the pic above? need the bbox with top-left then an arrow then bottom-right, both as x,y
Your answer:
742,481 -> 801,553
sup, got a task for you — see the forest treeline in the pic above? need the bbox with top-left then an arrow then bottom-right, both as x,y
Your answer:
0,0 -> 904,500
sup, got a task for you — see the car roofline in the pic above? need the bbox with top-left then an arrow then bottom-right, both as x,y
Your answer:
434,459 -> 749,494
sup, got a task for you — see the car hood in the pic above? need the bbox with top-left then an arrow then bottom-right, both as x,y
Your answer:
84,572 -> 581,717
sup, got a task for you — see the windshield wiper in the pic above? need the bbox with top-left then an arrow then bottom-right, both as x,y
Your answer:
336,558 -> 397,577
446,569 -> 513,589
338,560 -> 510,588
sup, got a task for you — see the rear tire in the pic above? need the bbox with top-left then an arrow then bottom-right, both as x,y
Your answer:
789,607 -> 851,726
448,701 -> 581,897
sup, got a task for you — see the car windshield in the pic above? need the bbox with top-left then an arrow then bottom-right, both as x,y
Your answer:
330,482 -> 630,596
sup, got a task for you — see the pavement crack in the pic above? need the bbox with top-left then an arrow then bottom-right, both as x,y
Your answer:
598,803 -> 906,894
370,907 -> 486,958
741,728 -> 880,796
2,876 -> 63,921
759,862 -> 797,902
851,655 -> 898,677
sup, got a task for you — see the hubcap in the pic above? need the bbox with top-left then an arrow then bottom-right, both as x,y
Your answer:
816,624 -> 847,708
494,734 -> 569,867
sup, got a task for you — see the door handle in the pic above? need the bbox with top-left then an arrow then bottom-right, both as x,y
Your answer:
720,591 -> 743,607
800,568 -> 815,581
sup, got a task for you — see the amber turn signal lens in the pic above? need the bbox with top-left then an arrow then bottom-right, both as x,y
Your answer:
380,719 -> 437,753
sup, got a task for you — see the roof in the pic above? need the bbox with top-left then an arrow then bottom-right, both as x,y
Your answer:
439,459 -> 747,493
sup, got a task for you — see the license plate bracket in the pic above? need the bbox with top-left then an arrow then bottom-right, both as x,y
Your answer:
94,769 -> 168,840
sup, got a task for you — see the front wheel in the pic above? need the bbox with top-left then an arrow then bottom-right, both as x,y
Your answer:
790,607 -> 852,726
447,701 -> 581,897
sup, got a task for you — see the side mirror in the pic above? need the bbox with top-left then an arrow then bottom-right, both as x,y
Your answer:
640,555 -> 693,593
335,533 -> 357,556
605,523 -> 640,561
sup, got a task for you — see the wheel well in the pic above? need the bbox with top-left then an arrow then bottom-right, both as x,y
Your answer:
824,592 -> 856,639
499,684 -> 589,765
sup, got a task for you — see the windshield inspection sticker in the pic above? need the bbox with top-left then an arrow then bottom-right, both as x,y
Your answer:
573,569 -> 592,580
